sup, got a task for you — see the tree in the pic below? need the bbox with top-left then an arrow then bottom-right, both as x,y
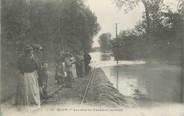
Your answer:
98,33 -> 112,53
178,0 -> 184,18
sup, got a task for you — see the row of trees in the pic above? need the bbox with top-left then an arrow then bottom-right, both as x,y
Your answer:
2,0 -> 101,68
99,0 -> 183,64
98,33 -> 112,53
2,0 -> 100,56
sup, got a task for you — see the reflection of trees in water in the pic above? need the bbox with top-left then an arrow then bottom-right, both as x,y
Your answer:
111,66 -> 130,91
113,66 -> 120,89
103,58 -> 182,103
100,54 -> 111,61
110,65 -> 148,98
105,66 -> 120,89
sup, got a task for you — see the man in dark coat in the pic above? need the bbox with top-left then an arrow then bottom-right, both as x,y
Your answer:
83,51 -> 91,75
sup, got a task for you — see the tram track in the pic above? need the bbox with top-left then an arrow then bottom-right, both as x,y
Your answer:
80,68 -> 94,106
41,67 -> 95,105
41,82 -> 66,104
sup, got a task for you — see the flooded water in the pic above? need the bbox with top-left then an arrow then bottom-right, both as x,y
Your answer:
90,52 -> 183,106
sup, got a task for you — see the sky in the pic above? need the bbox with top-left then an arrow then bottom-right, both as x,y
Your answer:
85,0 -> 178,47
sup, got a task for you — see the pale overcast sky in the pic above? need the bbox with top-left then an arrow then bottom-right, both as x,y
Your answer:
85,0 -> 178,47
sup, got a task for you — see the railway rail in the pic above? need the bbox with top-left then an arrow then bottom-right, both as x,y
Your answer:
41,82 -> 66,104
41,68 -> 94,106
80,69 -> 94,106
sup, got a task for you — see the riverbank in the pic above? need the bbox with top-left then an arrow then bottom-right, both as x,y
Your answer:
42,68 -> 129,107
85,68 -> 131,107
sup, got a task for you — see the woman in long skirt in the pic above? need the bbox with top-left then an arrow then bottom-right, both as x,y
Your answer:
16,46 -> 40,111
71,53 -> 77,79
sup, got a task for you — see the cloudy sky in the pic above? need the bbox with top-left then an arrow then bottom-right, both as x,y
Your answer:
85,0 -> 178,47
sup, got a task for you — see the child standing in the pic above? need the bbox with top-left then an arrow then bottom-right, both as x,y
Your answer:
39,62 -> 49,99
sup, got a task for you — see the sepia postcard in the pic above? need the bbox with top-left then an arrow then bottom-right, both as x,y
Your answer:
1,0 -> 184,116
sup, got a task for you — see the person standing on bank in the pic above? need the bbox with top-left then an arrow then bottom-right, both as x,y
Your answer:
16,46 -> 40,110
39,61 -> 49,98
71,52 -> 77,80
32,44 -> 47,99
64,50 -> 75,87
76,51 -> 85,78
80,51 -> 85,77
55,51 -> 66,85
84,51 -> 91,75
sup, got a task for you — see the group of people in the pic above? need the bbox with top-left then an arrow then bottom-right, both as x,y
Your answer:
55,50 -> 91,87
15,44 -> 91,111
16,44 -> 48,110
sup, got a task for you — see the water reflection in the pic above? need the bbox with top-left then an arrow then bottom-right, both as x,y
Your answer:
103,65 -> 182,103
114,66 -> 119,89
101,53 -> 113,61
90,52 -> 183,104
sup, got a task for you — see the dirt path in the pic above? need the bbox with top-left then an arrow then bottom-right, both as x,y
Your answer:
43,68 -> 130,108
43,77 -> 89,106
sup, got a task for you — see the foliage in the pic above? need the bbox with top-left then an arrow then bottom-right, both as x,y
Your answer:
1,0 -> 101,55
177,0 -> 184,18
98,33 -> 112,53
111,0 -> 183,63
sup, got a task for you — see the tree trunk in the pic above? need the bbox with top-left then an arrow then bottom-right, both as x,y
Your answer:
142,0 -> 150,35
142,0 -> 152,60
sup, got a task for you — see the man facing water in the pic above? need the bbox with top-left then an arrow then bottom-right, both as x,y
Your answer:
84,51 -> 91,75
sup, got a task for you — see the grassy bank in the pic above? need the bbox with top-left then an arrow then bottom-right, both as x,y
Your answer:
86,68 -> 128,107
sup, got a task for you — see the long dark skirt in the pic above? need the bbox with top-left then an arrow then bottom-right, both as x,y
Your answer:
65,71 -> 73,87
84,63 -> 91,75
15,71 -> 40,110
76,64 -> 84,78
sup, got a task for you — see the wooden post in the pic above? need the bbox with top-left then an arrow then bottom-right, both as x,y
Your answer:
115,23 -> 119,64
